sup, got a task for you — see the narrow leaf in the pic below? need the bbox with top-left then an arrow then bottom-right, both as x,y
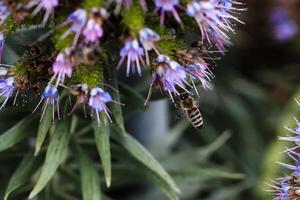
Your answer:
0,115 -> 36,152
113,163 -> 179,200
74,143 -> 102,200
197,131 -> 232,161
107,65 -> 125,134
162,132 -> 232,171
174,166 -> 245,183
4,154 -> 40,200
141,169 -> 179,200
34,107 -> 53,156
111,126 -> 180,194
118,82 -> 145,109
29,121 -> 71,199
93,117 -> 111,187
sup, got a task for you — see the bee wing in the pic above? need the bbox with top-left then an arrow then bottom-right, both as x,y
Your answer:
175,109 -> 185,121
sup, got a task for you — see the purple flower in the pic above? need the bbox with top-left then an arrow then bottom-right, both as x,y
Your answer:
146,55 -> 189,104
154,0 -> 182,26
28,0 -> 59,24
83,19 -> 103,43
82,8 -> 109,43
61,8 -> 108,45
34,84 -> 60,120
277,152 -> 300,176
186,62 -> 214,91
279,119 -> 300,143
139,28 -> 160,51
187,0 -> 243,49
0,77 -> 15,109
139,28 -> 160,65
67,9 -> 87,33
0,33 -> 4,63
117,39 -> 145,76
267,181 -> 291,200
61,9 -> 88,46
209,29 -> 232,52
88,87 -> 113,126
51,51 -> 73,86
0,2 -> 10,25
270,7 -> 298,42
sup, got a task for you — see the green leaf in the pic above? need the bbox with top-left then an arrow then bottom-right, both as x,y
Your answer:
131,163 -> 179,200
3,27 -> 49,65
4,154 -> 40,200
162,132 -> 232,171
111,126 -> 180,195
158,120 -> 190,150
172,166 -> 244,188
34,107 -> 53,156
107,65 -> 125,135
0,115 -> 36,152
196,131 -> 232,161
74,143 -> 102,200
113,163 -> 179,200
205,180 -> 252,200
118,82 -> 145,111
29,120 -> 71,199
93,116 -> 111,187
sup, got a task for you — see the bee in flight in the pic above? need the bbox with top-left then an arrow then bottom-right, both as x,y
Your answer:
178,92 -> 203,129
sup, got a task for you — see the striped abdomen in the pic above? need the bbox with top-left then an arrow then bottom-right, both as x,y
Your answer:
186,107 -> 203,129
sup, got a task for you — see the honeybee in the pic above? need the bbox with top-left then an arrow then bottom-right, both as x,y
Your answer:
69,43 -> 102,66
178,92 -> 203,129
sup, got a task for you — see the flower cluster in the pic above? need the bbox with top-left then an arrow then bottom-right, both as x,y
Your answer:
268,100 -> 300,199
61,8 -> 109,46
187,0 -> 245,50
0,0 -> 245,126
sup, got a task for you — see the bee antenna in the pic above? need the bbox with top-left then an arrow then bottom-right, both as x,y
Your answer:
103,83 -> 119,93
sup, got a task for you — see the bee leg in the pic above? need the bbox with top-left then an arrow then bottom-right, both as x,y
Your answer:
68,102 -> 78,116
83,103 -> 88,118
145,83 -> 154,106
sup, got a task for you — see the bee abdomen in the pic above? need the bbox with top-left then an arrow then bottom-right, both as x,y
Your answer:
187,107 -> 203,129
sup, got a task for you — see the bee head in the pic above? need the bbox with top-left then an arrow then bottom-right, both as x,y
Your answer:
179,92 -> 189,101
